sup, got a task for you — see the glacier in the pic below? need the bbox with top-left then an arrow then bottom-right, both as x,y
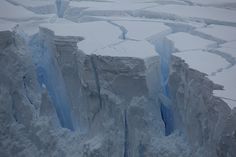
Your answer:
0,0 -> 236,157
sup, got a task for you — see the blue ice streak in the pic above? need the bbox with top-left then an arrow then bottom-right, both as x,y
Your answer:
29,35 -> 74,131
156,39 -> 174,136
55,0 -> 68,18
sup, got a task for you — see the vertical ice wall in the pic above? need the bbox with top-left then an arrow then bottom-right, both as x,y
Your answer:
55,0 -> 69,18
156,38 -> 174,136
29,34 -> 74,131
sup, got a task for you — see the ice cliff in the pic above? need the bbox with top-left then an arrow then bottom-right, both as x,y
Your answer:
0,26 -> 235,157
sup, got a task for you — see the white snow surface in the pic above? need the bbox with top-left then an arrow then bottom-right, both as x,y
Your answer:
221,41 -> 236,49
217,41 -> 236,60
196,24 -> 236,42
0,0 -> 45,20
69,1 -> 156,11
113,21 -> 171,40
41,21 -> 158,58
94,40 -> 157,58
41,21 -> 122,54
145,5 -> 236,24
6,0 -> 55,7
173,50 -> 230,76
217,47 -> 236,60
167,32 -> 217,52
210,65 -> 236,108
188,0 -> 236,6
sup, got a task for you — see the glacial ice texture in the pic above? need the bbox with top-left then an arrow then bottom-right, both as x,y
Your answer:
155,38 -> 174,136
0,0 -> 236,157
29,34 -> 74,130
55,0 -> 69,18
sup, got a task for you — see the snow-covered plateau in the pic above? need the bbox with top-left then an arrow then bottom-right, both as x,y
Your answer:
0,0 -> 236,157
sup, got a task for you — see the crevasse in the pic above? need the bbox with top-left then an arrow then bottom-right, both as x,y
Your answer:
156,38 -> 174,136
55,0 -> 69,18
29,34 -> 74,131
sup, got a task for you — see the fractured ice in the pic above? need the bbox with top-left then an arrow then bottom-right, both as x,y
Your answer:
29,34 -> 74,131
55,0 -> 69,18
0,0 -> 236,156
156,38 -> 174,136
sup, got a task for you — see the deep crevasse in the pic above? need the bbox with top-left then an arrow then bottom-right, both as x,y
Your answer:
55,0 -> 69,18
29,34 -> 74,131
156,38 -> 174,136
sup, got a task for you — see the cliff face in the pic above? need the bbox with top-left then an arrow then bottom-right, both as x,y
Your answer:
0,29 -> 235,157
0,30 -> 59,157
39,27 -> 166,156
217,108 -> 236,157
169,56 -> 232,157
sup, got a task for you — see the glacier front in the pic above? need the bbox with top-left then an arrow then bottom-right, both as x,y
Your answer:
0,0 -> 236,157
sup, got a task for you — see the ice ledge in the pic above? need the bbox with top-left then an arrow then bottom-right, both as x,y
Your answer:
40,21 -> 158,59
39,26 -> 84,45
